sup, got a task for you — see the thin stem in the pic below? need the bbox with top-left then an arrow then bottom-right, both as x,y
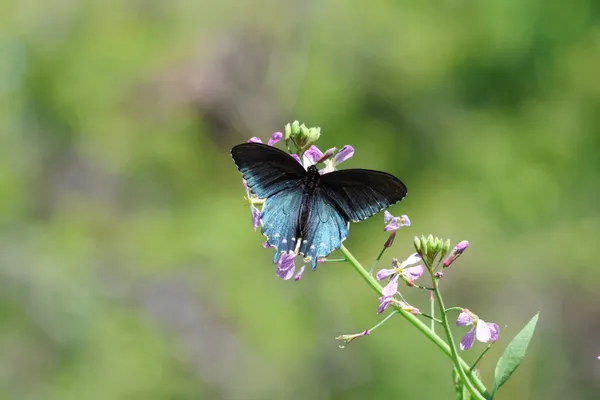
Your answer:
445,307 -> 464,313
370,310 -> 399,332
430,291 -> 435,333
369,246 -> 387,274
470,346 -> 492,372
339,244 -> 488,398
430,267 -> 486,400
420,313 -> 442,324
323,258 -> 347,263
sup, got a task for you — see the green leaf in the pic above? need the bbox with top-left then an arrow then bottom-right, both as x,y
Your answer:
491,313 -> 539,397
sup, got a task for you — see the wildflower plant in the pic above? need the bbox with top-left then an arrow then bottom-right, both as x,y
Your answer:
236,122 -> 540,400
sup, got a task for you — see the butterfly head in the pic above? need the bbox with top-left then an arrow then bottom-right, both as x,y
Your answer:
307,165 -> 320,176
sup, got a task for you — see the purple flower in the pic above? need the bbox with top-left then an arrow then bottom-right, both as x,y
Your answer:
302,145 -> 324,168
376,254 -> 423,313
376,253 -> 423,287
383,211 -> 411,232
456,309 -> 500,350
276,251 -> 297,280
248,132 -> 283,146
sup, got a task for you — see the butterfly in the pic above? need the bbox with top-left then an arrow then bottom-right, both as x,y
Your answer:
231,143 -> 408,270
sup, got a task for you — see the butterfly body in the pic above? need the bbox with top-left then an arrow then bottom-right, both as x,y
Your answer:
231,143 -> 407,270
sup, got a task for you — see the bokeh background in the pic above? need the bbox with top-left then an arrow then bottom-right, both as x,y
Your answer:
2,0 -> 600,399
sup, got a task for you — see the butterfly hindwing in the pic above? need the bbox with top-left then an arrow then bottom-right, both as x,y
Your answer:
299,190 -> 349,270
231,143 -> 306,198
261,187 -> 303,263
320,169 -> 407,222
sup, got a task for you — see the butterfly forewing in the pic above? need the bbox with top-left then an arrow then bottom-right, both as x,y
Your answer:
231,143 -> 306,198
320,169 -> 407,222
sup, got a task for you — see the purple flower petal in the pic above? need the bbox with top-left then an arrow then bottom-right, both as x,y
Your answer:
376,268 -> 396,281
384,210 -> 394,223
290,154 -> 302,164
400,253 -> 422,268
456,312 -> 473,327
403,264 -> 424,281
302,145 -> 323,168
268,132 -> 283,145
384,218 -> 400,232
400,215 -> 411,226
487,323 -> 500,341
276,252 -> 296,280
456,240 -> 469,253
333,145 -> 354,165
262,241 -> 272,248
251,205 -> 261,231
248,137 -> 263,143
277,265 -> 295,280
377,296 -> 393,314
381,275 -> 399,297
475,320 -> 492,343
293,265 -> 306,281
460,328 -> 476,350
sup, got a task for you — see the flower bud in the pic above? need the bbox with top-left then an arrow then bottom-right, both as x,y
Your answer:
420,235 -> 429,256
413,236 -> 421,253
306,127 -> 321,146
440,238 -> 451,260
291,120 -> 300,134
443,240 -> 469,268
284,123 -> 292,140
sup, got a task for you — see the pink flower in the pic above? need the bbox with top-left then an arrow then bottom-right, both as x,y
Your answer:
456,309 -> 500,350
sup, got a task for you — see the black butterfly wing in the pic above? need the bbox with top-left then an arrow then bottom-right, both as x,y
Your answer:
231,143 -> 306,198
299,190 -> 350,270
261,187 -> 304,263
320,169 -> 407,222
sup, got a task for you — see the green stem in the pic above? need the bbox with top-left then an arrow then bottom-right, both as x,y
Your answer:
430,291 -> 435,333
369,246 -> 387,274
445,307 -> 464,313
339,244 -> 488,398
420,313 -> 443,324
324,258 -> 347,263
430,267 -> 486,400
470,346 -> 492,372
370,310 -> 399,332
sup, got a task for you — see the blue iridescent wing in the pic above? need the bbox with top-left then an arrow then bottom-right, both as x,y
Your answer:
299,191 -> 349,270
231,143 -> 306,198
261,187 -> 303,263
320,169 -> 407,222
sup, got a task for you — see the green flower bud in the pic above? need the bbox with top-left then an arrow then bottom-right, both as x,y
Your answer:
440,238 -> 451,260
413,236 -> 421,253
284,123 -> 292,141
306,127 -> 321,145
427,234 -> 435,251
291,120 -> 300,134
420,235 -> 429,256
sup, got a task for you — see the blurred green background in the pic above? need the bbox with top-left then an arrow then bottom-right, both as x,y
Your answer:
2,0 -> 600,399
